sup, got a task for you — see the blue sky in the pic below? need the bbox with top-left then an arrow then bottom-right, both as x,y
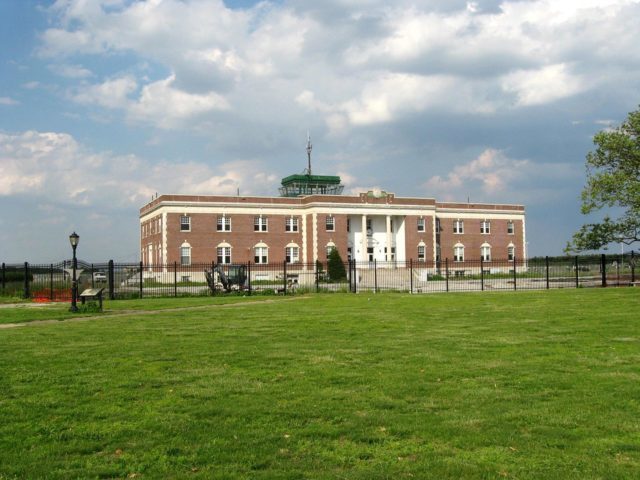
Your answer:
1,0 -> 639,262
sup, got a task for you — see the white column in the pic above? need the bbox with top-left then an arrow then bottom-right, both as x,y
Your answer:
302,213 -> 308,266
386,215 -> 392,262
361,214 -> 368,262
312,213 -> 318,264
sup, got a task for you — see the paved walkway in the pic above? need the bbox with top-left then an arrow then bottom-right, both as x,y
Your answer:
0,296 -> 308,330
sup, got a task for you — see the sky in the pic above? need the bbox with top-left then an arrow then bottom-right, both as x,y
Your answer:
1,0 -> 639,263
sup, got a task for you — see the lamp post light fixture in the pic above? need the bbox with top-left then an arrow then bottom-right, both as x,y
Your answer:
69,232 -> 80,312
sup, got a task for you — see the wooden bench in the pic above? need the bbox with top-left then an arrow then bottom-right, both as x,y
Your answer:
79,287 -> 105,310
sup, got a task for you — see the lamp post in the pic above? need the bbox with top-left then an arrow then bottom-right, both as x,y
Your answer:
69,232 -> 79,312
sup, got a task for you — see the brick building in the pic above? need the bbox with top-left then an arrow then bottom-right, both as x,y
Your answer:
139,177 -> 526,269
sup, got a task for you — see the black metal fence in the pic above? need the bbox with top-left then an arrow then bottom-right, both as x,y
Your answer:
1,253 -> 637,301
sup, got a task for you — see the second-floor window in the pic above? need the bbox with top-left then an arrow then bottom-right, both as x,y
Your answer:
180,215 -> 190,231
417,218 -> 425,232
481,220 -> 490,234
254,216 -> 268,232
286,217 -> 298,232
507,221 -> 514,234
453,219 -> 464,234
217,215 -> 231,232
326,216 -> 335,231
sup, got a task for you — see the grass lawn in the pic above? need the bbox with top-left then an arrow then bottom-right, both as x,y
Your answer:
0,289 -> 639,479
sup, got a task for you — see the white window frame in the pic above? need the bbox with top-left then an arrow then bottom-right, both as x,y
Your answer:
326,215 -> 335,232
417,218 -> 425,232
180,244 -> 191,266
217,246 -> 231,264
453,219 -> 464,234
507,221 -> 515,235
481,220 -> 491,234
417,245 -> 426,262
508,245 -> 515,261
285,217 -> 298,232
254,216 -> 268,232
481,243 -> 491,262
254,245 -> 268,264
180,215 -> 191,232
217,215 -> 231,232
454,243 -> 464,262
285,246 -> 300,264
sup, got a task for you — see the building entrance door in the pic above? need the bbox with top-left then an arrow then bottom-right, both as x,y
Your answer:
367,247 -> 374,262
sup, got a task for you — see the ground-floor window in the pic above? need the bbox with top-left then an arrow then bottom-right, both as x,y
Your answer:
217,246 -> 231,264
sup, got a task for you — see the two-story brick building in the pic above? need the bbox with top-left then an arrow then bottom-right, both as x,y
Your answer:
139,174 -> 526,269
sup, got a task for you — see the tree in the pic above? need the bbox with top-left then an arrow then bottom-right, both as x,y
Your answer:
567,106 -> 640,252
327,247 -> 347,281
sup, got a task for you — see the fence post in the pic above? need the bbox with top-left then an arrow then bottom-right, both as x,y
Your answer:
632,251 -> 636,283
315,262 -> 319,293
410,259 -> 413,294
139,261 -> 143,298
480,257 -> 484,291
247,262 -> 252,296
50,264 -> 54,301
574,256 -> 579,288
445,258 -> 449,292
601,254 -> 607,287
23,262 -> 30,299
283,261 -> 287,295
174,261 -> 178,297
374,259 -> 378,293
513,255 -> 517,291
1,262 -> 5,293
545,256 -> 550,289
108,260 -> 115,300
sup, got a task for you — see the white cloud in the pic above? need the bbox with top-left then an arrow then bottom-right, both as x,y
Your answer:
0,97 -> 19,106
129,75 -> 230,128
501,64 -> 588,107
34,0 -> 640,133
49,63 -> 93,79
0,130 -> 277,207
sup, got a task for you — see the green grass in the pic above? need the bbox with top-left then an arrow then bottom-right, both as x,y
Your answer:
0,289 -> 639,479
0,295 -> 285,324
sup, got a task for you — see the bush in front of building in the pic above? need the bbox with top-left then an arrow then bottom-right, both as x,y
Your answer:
327,248 -> 347,281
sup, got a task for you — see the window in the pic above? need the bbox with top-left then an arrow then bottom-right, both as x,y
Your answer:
481,243 -> 491,262
454,244 -> 464,262
180,215 -> 190,231
366,218 -> 373,236
347,218 -> 351,233
285,217 -> 298,232
217,215 -> 231,232
418,245 -> 425,262
435,218 -> 441,233
254,245 -> 268,264
347,247 -> 352,261
384,247 -> 396,261
507,221 -> 514,235
325,216 -> 335,231
508,245 -> 515,261
254,216 -> 268,232
285,246 -> 299,263
417,218 -> 425,232
481,220 -> 491,234
217,246 -> 231,264
326,244 -> 335,260
436,244 -> 441,262
180,244 -> 191,266
453,219 -> 464,234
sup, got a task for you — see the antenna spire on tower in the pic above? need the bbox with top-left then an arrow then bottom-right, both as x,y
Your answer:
306,131 -> 312,175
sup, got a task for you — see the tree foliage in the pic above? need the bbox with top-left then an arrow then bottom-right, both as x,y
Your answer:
567,106 -> 640,251
327,247 -> 347,281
